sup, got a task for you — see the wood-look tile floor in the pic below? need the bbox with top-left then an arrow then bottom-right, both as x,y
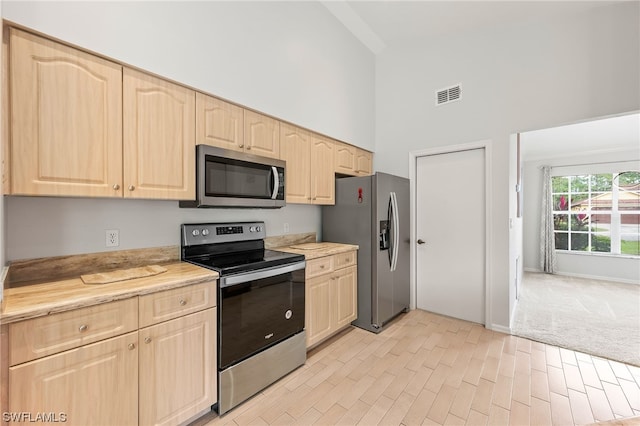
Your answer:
193,309 -> 640,426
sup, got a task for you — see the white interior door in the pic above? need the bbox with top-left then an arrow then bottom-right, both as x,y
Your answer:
416,148 -> 485,324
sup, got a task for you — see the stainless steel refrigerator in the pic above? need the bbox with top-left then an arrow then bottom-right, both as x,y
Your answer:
322,172 -> 410,333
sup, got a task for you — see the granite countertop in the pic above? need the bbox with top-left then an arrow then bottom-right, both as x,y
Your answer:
0,239 -> 355,325
0,262 -> 218,325
274,242 -> 359,260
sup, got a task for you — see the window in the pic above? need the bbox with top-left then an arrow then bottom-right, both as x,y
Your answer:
552,171 -> 640,256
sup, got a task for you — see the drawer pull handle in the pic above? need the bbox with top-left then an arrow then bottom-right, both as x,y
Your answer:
179,299 -> 187,306
144,337 -> 152,344
128,343 -> 136,350
78,324 -> 88,332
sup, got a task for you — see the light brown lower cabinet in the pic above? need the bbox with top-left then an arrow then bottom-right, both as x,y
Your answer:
305,251 -> 357,348
139,308 -> 216,426
9,331 -> 139,426
5,282 -> 217,426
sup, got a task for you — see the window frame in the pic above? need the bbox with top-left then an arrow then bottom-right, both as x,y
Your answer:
551,170 -> 639,257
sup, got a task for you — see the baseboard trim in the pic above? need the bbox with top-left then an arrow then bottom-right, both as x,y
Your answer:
489,324 -> 512,335
523,268 -> 638,285
554,271 -> 639,285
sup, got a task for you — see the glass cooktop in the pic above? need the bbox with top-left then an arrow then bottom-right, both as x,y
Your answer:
186,249 -> 304,276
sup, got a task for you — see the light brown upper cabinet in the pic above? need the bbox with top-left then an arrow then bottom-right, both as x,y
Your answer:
310,134 -> 335,204
196,93 -> 244,153
244,110 -> 280,159
279,124 -> 311,203
279,124 -> 334,205
123,68 -> 195,200
334,141 -> 356,175
334,141 -> 373,177
355,148 -> 373,176
9,28 -> 123,197
196,96 -> 279,160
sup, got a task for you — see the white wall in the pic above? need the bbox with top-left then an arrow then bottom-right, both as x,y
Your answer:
1,1 -> 374,261
374,2 -> 640,329
3,1 -> 375,149
522,152 -> 640,284
5,197 -> 320,261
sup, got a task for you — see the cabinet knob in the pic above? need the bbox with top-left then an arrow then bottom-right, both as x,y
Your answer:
312,197 -> 317,200
246,145 -> 251,150
78,324 -> 88,332
320,265 -> 325,269
179,299 -> 187,306
144,337 -> 152,344
112,184 -> 120,190
239,144 -> 244,148
128,343 -> 136,350
128,185 -> 135,191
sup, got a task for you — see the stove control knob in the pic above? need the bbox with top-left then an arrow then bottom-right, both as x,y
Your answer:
249,226 -> 256,232
202,229 -> 210,236
256,226 -> 262,232
192,229 -> 200,237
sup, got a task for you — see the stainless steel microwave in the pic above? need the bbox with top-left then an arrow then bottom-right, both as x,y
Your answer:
180,145 -> 286,208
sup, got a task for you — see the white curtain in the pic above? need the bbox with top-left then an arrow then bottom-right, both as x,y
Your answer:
540,165 -> 556,273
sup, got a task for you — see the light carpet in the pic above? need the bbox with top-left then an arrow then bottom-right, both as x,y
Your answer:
512,272 -> 640,366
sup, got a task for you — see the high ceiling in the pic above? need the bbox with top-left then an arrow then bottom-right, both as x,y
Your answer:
322,1 -> 624,54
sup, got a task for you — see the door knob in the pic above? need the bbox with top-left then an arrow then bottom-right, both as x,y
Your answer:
417,239 -> 426,245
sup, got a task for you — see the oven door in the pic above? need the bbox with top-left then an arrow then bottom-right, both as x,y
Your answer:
218,261 -> 305,370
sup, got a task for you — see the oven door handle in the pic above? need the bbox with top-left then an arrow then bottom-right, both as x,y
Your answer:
220,261 -> 306,287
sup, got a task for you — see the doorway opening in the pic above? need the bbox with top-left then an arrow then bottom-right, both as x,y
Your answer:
510,112 -> 640,365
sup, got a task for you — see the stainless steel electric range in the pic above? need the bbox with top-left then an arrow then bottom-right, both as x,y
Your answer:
181,222 -> 306,415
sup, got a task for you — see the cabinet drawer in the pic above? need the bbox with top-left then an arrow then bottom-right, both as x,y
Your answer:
9,298 -> 138,366
334,251 -> 356,270
306,256 -> 333,278
139,282 -> 216,328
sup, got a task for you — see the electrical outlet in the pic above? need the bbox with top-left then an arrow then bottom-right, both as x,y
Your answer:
105,229 -> 119,247
284,223 -> 290,234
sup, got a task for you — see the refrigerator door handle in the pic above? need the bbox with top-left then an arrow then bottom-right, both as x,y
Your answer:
390,192 -> 400,272
387,196 -> 393,266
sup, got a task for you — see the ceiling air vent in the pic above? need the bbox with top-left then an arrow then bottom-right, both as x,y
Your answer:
435,83 -> 462,106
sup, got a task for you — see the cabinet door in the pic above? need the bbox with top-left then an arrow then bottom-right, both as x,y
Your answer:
244,110 -> 279,159
333,266 -> 358,330
310,135 -> 335,205
10,28 -> 123,197
139,308 -> 216,426
9,332 -> 138,426
305,275 -> 333,348
196,93 -> 244,152
355,149 -> 373,176
334,142 -> 356,176
123,68 -> 195,200
279,123 -> 311,204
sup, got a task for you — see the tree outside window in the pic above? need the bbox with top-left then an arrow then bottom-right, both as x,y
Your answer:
551,171 -> 639,256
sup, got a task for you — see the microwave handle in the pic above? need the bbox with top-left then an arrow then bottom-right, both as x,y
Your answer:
271,166 -> 279,200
